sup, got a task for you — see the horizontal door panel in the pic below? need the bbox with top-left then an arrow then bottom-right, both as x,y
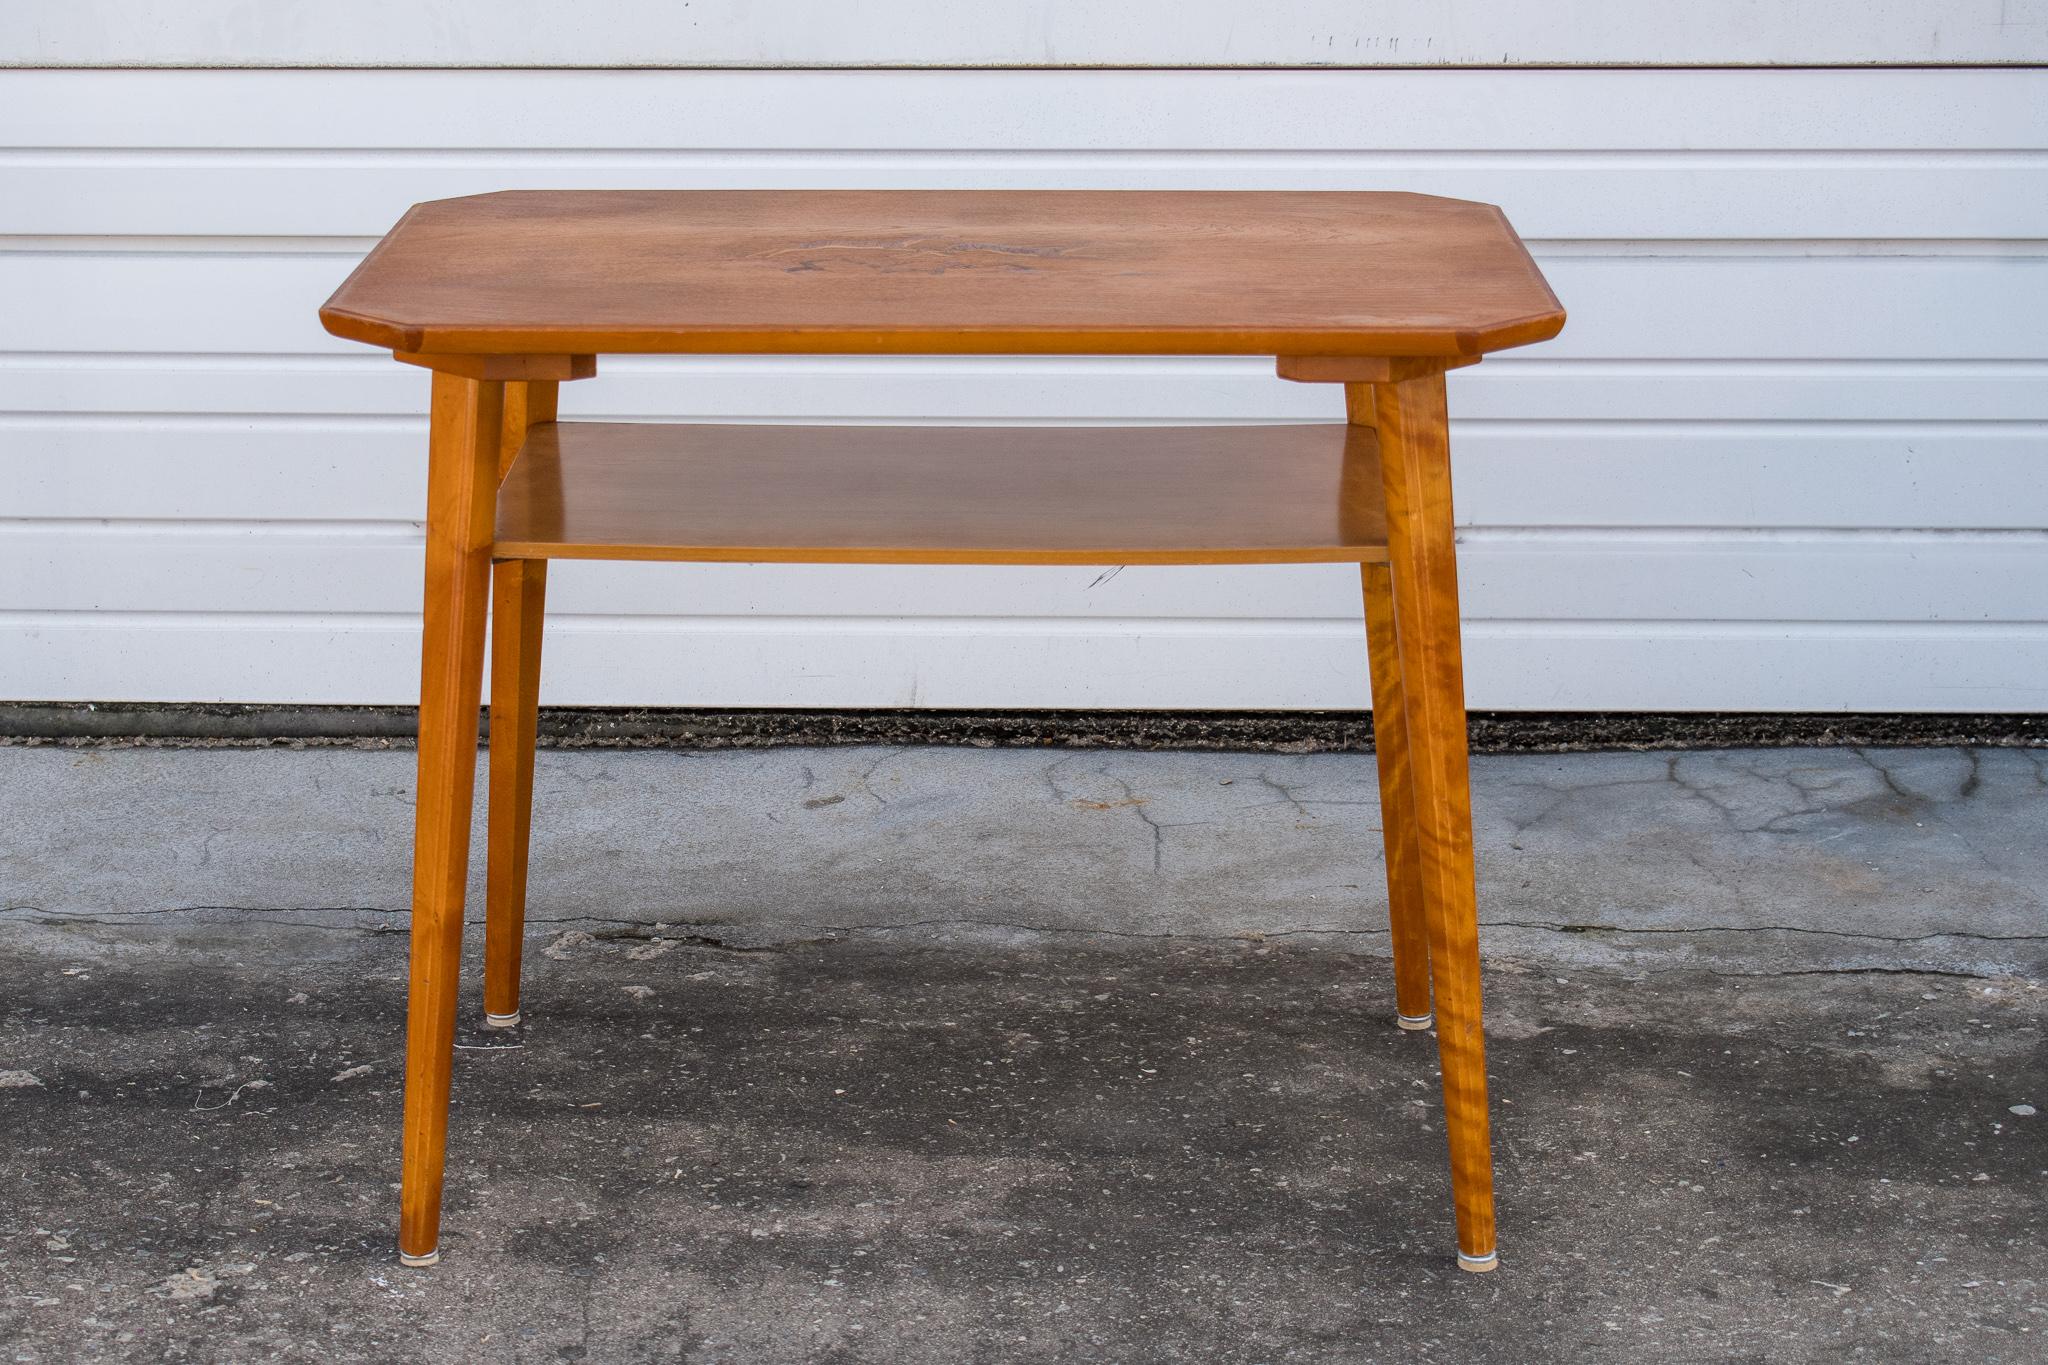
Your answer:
8,253 -> 2045,360
6,357 -> 2043,425
6,614 -> 2045,711
12,161 -> 2040,241
7,529 -> 2041,623
4,69 -> 2040,150
9,418 -> 2047,531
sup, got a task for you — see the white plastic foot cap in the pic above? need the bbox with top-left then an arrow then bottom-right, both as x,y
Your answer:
1397,1013 -> 1435,1032
399,1248 -> 441,1267
1458,1250 -> 1499,1273
485,1011 -> 521,1028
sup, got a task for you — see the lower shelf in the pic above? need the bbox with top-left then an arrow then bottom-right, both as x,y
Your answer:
493,421 -> 1387,566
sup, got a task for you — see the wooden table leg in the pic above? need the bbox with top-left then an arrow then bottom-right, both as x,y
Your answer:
1346,380 -> 1433,1029
397,371 -> 504,1267
1356,372 -> 1499,1273
484,560 -> 545,1026
1361,562 -> 1434,1030
484,380 -> 558,1028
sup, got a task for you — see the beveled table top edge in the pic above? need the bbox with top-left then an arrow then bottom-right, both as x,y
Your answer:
319,188 -> 1565,358
318,310 -> 1566,358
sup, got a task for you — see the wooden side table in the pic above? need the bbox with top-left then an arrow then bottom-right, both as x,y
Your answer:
320,190 -> 1566,1273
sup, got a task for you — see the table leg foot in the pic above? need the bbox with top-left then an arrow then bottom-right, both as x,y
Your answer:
398,1247 -> 442,1268
484,1010 -> 522,1028
1396,1012 -> 1435,1031
1457,1249 -> 1499,1274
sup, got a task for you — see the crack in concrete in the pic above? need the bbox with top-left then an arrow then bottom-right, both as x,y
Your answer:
1483,918 -> 2045,944
1249,771 -> 1311,817
583,925 -> 803,956
10,903 -> 2027,985
1044,756 -> 1217,873
1239,769 -> 1379,818
1844,747 -> 2036,890
806,915 -> 1322,943
6,903 -> 401,920
1691,966 -> 2001,982
1081,763 -> 1168,872
11,902 -> 2043,948
1661,754 -> 1834,836
1843,746 -> 1992,810
851,747 -> 906,807
1495,770 -> 1675,835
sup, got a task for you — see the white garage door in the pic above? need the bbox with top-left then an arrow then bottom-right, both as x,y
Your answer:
3,6 -> 2044,711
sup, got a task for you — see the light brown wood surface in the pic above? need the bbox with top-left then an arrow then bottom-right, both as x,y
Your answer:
397,371 -> 504,1265
1277,354 -> 1482,384
320,191 -> 1563,359
1360,373 -> 1498,1270
395,352 -> 597,382
484,380 -> 559,1026
494,421 -> 1390,565
1349,381 -> 1434,1029
1362,565 -> 1435,1029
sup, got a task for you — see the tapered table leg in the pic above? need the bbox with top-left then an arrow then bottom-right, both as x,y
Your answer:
483,380 -> 558,1028
1361,562 -> 1434,1029
1347,376 -> 1434,1028
397,371 -> 504,1267
1357,372 -> 1499,1272
484,558 -> 546,1025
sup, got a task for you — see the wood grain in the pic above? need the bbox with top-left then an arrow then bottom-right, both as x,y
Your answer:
397,371 -> 503,1265
1362,373 -> 1497,1270
1348,380 -> 1433,1026
494,421 -> 1389,565
496,379 -> 557,478
320,191 -> 1563,358
1362,567 -> 1434,1028
395,351 -> 596,382
1277,354 -> 1482,384
484,379 -> 558,1026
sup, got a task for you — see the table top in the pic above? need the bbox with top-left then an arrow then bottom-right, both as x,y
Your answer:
320,190 -> 1562,359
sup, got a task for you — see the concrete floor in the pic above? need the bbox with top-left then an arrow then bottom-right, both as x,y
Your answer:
1,743 -> 2044,1362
